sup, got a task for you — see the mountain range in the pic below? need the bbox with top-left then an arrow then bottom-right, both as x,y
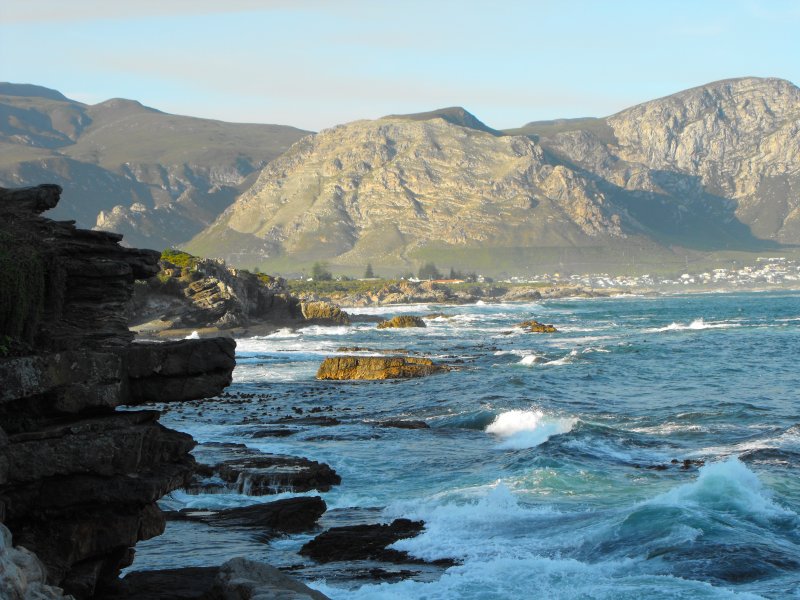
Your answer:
0,83 -> 309,249
3,78 -> 799,275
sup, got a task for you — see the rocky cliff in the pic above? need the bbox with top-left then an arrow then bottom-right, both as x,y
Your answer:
129,250 -> 350,334
0,185 -> 236,598
0,84 -> 310,250
187,77 -> 799,274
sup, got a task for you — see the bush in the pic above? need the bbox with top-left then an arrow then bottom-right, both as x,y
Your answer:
161,248 -> 200,269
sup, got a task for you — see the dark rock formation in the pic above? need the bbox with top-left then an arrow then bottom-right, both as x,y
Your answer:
316,356 -> 449,380
104,557 -> 330,600
171,496 -> 326,534
190,443 -> 341,495
377,420 -> 430,429
0,185 -> 236,598
126,338 -> 235,404
300,519 -> 427,564
376,315 -> 427,329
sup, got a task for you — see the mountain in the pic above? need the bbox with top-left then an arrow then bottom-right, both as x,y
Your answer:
186,77 -> 799,274
0,83 -> 311,249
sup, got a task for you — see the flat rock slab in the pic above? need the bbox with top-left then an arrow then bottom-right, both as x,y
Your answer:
191,444 -> 340,495
300,519 -> 428,564
169,496 -> 327,534
316,356 -> 448,380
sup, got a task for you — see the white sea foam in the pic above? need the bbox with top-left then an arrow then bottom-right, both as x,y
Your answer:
486,409 -> 577,449
650,457 -> 796,521
184,330 -> 200,339
648,318 -> 741,333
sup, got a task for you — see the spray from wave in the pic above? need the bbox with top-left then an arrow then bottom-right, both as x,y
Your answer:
486,409 -> 577,449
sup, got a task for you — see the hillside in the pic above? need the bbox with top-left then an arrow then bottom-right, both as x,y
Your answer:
0,83 -> 310,249
187,77 -> 799,275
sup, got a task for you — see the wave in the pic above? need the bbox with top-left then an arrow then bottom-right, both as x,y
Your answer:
648,318 -> 742,333
486,409 -> 577,450
649,457 -> 795,521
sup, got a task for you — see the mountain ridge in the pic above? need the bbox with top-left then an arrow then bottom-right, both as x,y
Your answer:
0,82 -> 311,249
186,76 -> 798,275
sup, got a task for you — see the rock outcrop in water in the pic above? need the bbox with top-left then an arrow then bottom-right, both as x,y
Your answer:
0,185 -> 236,598
316,356 -> 448,380
300,519 -> 431,564
516,319 -> 558,333
376,315 -> 427,329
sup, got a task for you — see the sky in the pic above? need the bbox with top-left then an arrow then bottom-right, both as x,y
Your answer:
1,0 -> 799,132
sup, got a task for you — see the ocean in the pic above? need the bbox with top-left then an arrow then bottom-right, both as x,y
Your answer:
130,291 -> 800,599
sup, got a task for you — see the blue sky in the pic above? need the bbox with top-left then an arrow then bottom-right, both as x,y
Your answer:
1,0 -> 798,131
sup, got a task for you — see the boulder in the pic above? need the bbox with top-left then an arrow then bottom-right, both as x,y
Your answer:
376,315 -> 426,329
516,319 -> 558,333
300,301 -> 350,325
316,356 -> 448,380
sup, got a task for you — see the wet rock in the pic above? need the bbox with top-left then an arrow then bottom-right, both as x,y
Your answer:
316,356 -> 448,380
173,496 -> 326,534
250,428 -> 297,438
377,420 -> 430,429
300,519 -> 426,564
190,445 -> 341,495
376,315 -> 426,329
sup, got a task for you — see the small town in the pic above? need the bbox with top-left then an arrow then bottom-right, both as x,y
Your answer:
504,257 -> 800,290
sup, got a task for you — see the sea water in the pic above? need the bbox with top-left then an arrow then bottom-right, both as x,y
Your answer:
131,291 -> 800,599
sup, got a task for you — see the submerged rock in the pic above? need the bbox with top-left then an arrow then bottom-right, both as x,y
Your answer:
376,315 -> 426,329
377,420 -> 430,429
316,356 -> 449,380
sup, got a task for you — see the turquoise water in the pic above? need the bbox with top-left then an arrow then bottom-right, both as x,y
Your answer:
133,291 -> 800,599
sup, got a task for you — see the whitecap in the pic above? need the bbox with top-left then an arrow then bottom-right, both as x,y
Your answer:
486,409 -> 577,450
650,457 -> 796,522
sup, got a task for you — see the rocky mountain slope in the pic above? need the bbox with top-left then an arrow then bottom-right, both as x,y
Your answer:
186,77 -> 798,274
0,83 -> 310,249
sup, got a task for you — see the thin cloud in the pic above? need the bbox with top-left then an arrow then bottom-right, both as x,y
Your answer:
0,0 -> 335,24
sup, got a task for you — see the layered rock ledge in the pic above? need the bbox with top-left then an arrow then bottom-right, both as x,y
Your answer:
0,185 -> 236,598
